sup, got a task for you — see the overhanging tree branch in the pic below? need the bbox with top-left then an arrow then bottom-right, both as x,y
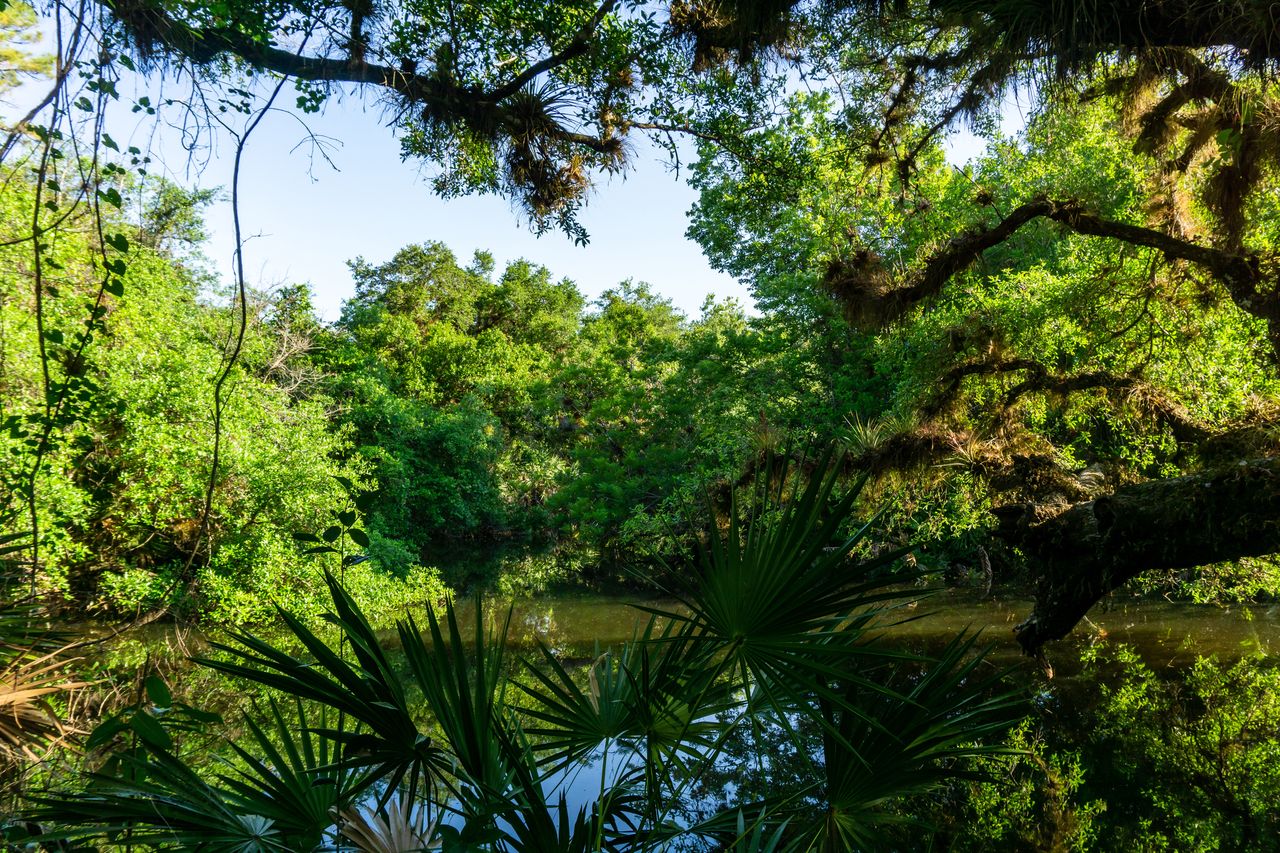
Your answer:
825,197 -> 1056,327
97,0 -> 622,153
825,196 -> 1280,354
996,456 -> 1280,654
1000,368 -> 1213,445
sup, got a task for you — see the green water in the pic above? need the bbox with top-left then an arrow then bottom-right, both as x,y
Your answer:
93,588 -> 1280,711
53,588 -> 1280,849
447,589 -> 1280,672
74,584 -> 1279,783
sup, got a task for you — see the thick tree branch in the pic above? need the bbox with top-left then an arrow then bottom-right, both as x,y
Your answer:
1045,201 -> 1265,307
1000,368 -> 1213,445
99,0 -> 620,151
997,457 -> 1280,654
103,0 -> 419,87
928,0 -> 1280,64
826,196 -> 1280,354
826,198 -> 1055,326
920,356 -> 1041,419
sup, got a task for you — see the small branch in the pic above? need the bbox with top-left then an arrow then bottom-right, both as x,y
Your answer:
487,0 -> 619,102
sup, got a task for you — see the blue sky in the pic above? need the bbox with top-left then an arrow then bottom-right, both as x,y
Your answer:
112,83 -> 753,321
5,18 -> 998,323
136,85 -> 988,322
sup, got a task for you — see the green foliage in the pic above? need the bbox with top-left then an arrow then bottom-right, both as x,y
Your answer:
328,243 -> 580,550
33,451 -> 1023,851
0,156 -> 436,623
0,2 -> 50,93
7,1 -> 1280,846
686,90 -> 1280,593
1078,644 -> 1280,851
917,718 -> 1106,851
8,81 -> 1280,619
909,642 -> 1280,852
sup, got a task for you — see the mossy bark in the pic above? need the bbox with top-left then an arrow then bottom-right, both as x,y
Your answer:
997,457 -> 1280,653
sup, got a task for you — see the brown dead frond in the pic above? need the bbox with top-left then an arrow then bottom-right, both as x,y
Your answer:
0,650 -> 87,764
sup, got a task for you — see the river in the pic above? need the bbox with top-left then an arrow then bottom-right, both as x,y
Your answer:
52,586 -> 1280,849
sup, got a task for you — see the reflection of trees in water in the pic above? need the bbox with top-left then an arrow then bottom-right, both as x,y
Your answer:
663,640 -> 1280,851
678,710 -> 822,822
55,588 -> 1280,851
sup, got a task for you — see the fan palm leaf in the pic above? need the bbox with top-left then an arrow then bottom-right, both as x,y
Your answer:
397,595 -> 520,819
800,632 -> 1023,849
338,793 -> 440,852
219,698 -> 364,851
646,448 -> 931,744
34,743 -> 285,851
194,571 -> 450,800
515,615 -> 730,773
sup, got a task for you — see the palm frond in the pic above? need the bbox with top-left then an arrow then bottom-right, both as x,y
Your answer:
686,807 -> 798,852
33,743 -> 285,851
0,650 -> 87,763
398,594 -> 519,816
800,631 -> 1024,848
515,615 -> 730,775
219,698 -> 363,851
649,447 -> 926,725
194,570 -> 449,799
338,793 -> 440,852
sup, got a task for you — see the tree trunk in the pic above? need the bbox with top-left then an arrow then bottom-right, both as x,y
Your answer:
995,457 -> 1280,654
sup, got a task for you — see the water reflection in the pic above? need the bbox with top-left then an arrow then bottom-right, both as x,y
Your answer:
76,589 -> 1280,849
439,589 -> 1279,671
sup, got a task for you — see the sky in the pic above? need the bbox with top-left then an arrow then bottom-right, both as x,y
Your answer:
133,88 -> 988,322
5,15 -> 998,323
103,82 -> 754,322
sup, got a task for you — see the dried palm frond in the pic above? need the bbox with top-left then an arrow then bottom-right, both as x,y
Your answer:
337,794 -> 440,852
0,651 -> 86,763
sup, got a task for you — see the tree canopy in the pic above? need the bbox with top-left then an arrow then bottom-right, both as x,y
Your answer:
7,0 -> 1280,649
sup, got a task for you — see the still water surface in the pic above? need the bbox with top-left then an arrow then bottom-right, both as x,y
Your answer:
442,589 -> 1280,669
78,588 -> 1280,845
106,588 -> 1280,686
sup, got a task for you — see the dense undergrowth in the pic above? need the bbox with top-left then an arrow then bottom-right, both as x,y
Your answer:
3,0 -> 1280,847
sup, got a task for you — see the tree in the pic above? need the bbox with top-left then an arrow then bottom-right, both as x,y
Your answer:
797,4 -> 1280,651
0,1 -> 51,95
690,85 -> 1280,650
35,0 -> 1280,647
0,152 -> 396,622
83,0 -> 686,238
